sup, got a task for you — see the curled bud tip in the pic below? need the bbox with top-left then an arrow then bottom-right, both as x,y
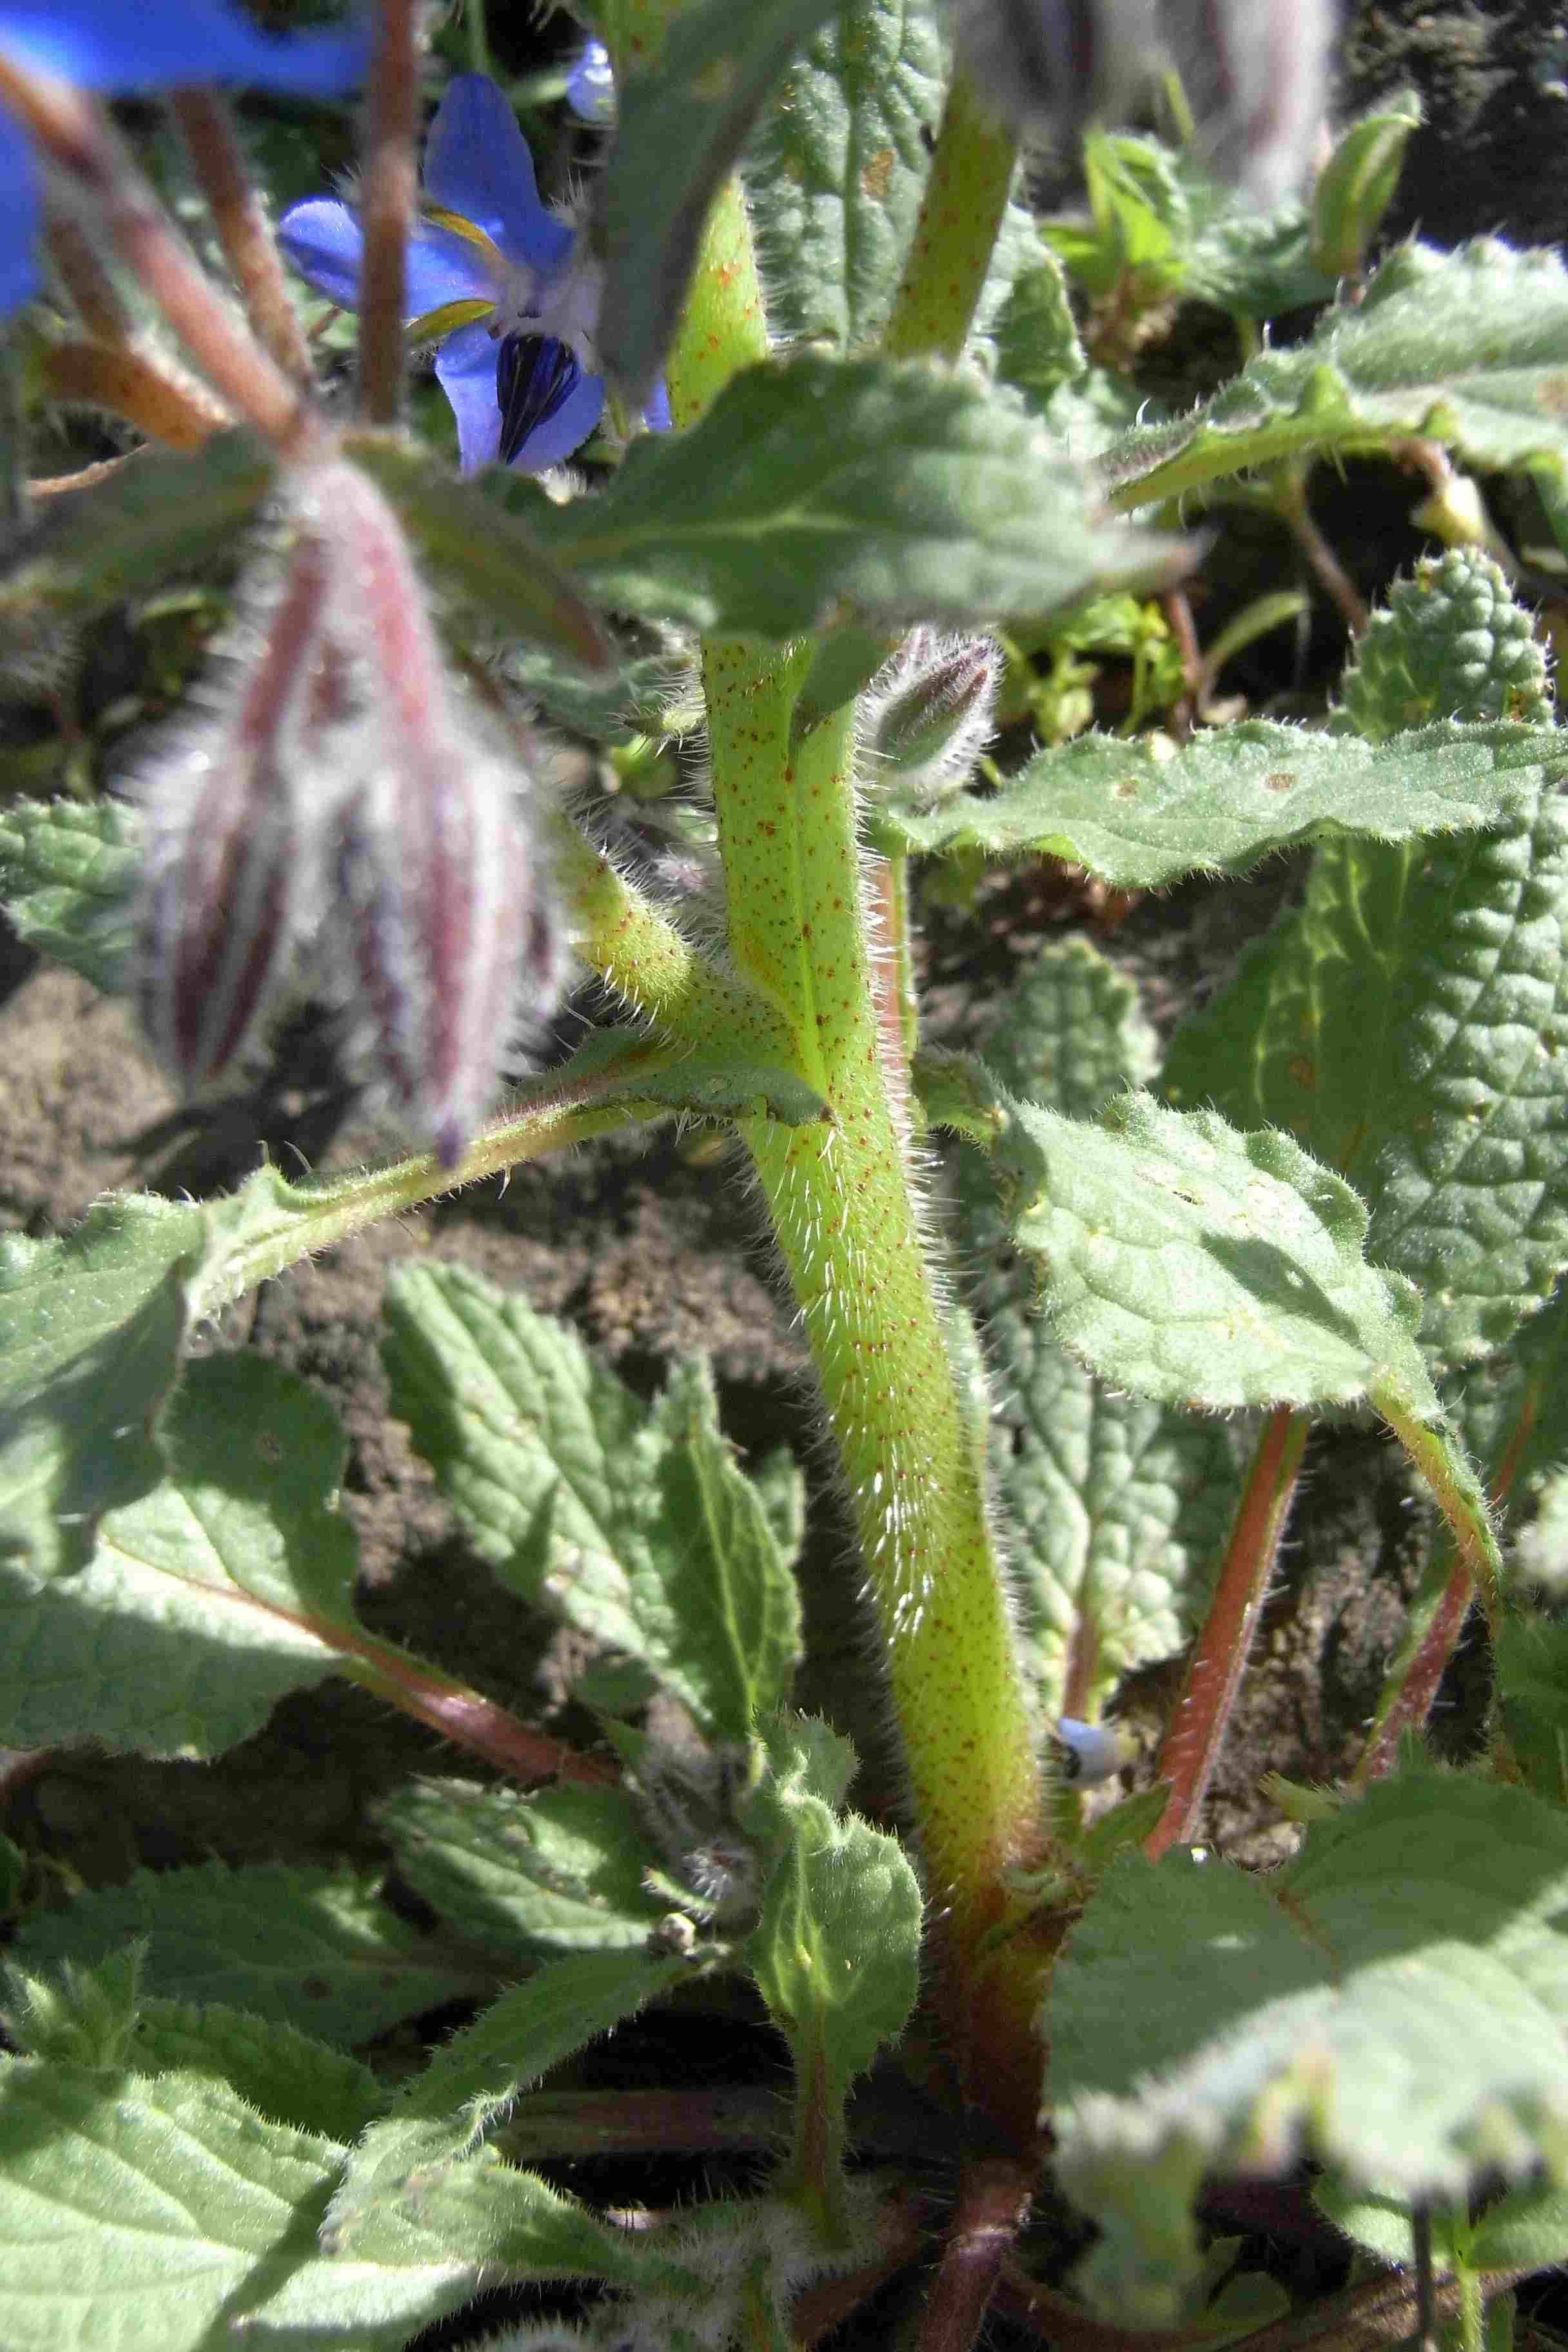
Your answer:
861,628 -> 1000,807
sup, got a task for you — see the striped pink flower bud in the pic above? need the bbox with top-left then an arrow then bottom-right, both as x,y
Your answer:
957,0 -> 1157,146
135,534 -> 334,1084
305,461 -> 564,1167
1157,0 -> 1336,207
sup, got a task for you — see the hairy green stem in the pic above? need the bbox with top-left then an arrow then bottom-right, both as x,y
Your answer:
882,69 -> 1016,363
657,121 -> 1050,2142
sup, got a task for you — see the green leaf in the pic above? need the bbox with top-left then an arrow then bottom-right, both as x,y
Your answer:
596,0 -> 845,401
0,1352 -> 359,1756
1163,792 -> 1568,1366
123,2002 -> 386,2142
746,0 -> 945,353
0,1164 -> 401,1584
1497,1616 -> 1568,1807
1048,1768 -> 1568,2324
0,796 -> 137,992
0,431 -> 275,637
632,1358 -> 803,1738
341,436 -> 614,673
987,240 -> 1088,416
994,1092 -> 1440,1416
1101,241 -> 1568,512
956,943 -> 1236,1714
323,1954 -> 695,2288
875,718 -> 1561,886
0,2063 -> 481,2351
0,1195 -> 205,1582
744,1768 -> 921,2222
487,355 -> 1186,638
1309,95 -> 1423,281
1338,551 -> 1554,739
377,1777 -> 668,1959
382,1265 -> 801,1738
7,1861 -> 489,2048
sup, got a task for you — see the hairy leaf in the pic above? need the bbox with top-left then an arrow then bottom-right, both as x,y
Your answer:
487,355 -> 1184,637
598,0 -> 845,400
324,1955 -> 693,2288
746,0 -> 945,352
1048,1769 -> 1568,2322
1164,794 -> 1568,1366
957,943 -> 1235,1714
995,1093 -> 1440,1416
0,796 -> 136,992
383,1266 -> 801,1738
0,431 -> 274,636
7,1862 -> 489,2048
0,1353 -> 359,1756
377,1778 -> 667,1959
1101,241 -> 1568,511
876,718 -> 1560,886
0,2063 -> 480,2351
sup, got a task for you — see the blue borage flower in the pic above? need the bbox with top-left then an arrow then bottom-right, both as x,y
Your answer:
0,0 -> 366,318
279,71 -> 667,476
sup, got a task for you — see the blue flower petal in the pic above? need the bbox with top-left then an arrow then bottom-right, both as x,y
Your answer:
0,0 -> 368,97
277,196 -> 498,318
433,318 -> 505,475
0,111 -> 40,319
435,319 -> 604,475
422,73 -> 571,276
565,39 -> 615,127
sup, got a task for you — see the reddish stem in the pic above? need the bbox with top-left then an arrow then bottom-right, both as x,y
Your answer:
916,2159 -> 1032,2352
170,88 -> 314,385
333,1625 -> 614,1785
1145,1406 -> 1308,1860
1355,1551 -> 1475,1784
0,54 -> 317,456
358,0 -> 418,427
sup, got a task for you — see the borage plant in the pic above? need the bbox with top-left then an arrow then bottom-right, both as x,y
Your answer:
6,1 -> 1568,2347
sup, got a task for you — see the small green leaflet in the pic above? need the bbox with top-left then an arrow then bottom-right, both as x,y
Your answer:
1101,240 -> 1568,512
994,1092 -> 1440,1418
0,796 -> 137,992
875,718 -> 1561,887
1047,1768 -> 1568,2323
744,1720 -> 921,2234
383,1264 -> 802,1740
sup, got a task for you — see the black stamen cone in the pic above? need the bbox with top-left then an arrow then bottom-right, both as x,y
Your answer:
496,333 -> 580,466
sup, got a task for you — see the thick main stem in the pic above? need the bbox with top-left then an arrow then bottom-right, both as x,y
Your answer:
659,165 -> 1049,2141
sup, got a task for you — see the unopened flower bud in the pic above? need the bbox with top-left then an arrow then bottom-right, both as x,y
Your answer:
134,537 -> 333,1084
860,629 -> 999,806
1157,0 -> 1336,208
310,462 -> 565,1166
956,0 -> 1158,147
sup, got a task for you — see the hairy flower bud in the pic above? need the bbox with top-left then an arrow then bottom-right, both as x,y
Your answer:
135,536 -> 333,1084
308,460 -> 565,1166
956,0 -> 1158,147
1157,0 -> 1336,207
860,628 -> 1000,807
